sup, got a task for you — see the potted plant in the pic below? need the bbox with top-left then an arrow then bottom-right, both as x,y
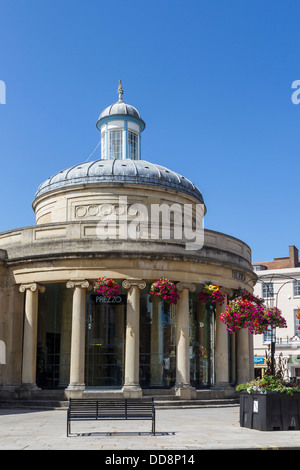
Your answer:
150,278 -> 180,305
237,375 -> 300,431
198,283 -> 225,306
93,277 -> 121,297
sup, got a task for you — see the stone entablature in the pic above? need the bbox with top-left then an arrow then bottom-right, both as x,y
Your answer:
0,223 -> 251,264
0,226 -> 255,298
0,222 -> 253,285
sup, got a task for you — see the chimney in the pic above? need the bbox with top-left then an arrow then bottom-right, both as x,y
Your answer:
289,245 -> 299,267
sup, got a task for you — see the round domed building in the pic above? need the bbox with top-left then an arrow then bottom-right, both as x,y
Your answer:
0,82 -> 255,401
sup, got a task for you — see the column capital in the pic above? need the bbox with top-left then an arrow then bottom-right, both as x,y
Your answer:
19,283 -> 45,294
66,280 -> 89,290
122,279 -> 146,290
176,282 -> 196,293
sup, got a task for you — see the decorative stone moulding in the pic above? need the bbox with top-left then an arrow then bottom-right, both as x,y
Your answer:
19,283 -> 45,293
122,279 -> 146,290
66,280 -> 90,290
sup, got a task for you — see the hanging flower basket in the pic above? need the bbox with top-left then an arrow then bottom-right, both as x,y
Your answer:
220,292 -> 287,335
198,284 -> 225,306
233,288 -> 264,306
93,277 -> 121,297
150,278 -> 180,305
262,306 -> 287,329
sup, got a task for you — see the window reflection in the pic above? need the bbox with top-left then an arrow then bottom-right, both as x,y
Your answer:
190,292 -> 215,388
85,291 -> 125,388
140,286 -> 176,388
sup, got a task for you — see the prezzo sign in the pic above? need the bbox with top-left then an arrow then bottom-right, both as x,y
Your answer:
91,294 -> 126,305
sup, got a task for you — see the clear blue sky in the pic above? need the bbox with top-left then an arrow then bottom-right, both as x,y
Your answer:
0,0 -> 300,263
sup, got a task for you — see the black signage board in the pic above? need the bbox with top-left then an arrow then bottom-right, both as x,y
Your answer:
91,294 -> 127,305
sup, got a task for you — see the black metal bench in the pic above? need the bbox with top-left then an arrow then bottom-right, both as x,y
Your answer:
67,398 -> 156,436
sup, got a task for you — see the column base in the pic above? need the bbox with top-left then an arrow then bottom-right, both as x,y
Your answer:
65,384 -> 85,399
212,382 -> 235,397
173,384 -> 196,400
0,385 -> 20,400
18,383 -> 40,399
122,385 -> 143,398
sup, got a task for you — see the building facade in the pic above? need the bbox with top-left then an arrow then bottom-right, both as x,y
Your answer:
0,83 -> 255,400
253,245 -> 300,382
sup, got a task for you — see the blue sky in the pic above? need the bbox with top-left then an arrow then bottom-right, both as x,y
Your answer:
0,0 -> 300,262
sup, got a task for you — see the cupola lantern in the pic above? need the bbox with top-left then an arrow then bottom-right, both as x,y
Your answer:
96,80 -> 145,161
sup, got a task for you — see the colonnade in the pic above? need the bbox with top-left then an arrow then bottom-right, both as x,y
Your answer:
18,279 -> 252,398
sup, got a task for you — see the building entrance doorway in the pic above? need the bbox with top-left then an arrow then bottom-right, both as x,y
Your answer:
85,293 -> 126,387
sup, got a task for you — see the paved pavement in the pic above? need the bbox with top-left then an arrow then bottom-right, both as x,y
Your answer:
0,405 -> 300,452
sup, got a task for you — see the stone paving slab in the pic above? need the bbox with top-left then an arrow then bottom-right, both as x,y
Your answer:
0,406 -> 299,451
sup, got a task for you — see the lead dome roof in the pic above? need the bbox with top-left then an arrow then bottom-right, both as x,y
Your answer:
34,159 -> 204,203
96,81 -> 145,131
98,102 -> 141,120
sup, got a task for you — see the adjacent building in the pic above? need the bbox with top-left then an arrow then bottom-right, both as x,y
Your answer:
253,245 -> 300,381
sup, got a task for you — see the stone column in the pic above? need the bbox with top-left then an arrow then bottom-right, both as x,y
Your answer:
174,282 -> 196,399
65,280 -> 89,398
236,328 -> 252,384
59,286 -> 73,388
214,292 -> 232,394
19,283 -> 45,393
122,279 -> 146,398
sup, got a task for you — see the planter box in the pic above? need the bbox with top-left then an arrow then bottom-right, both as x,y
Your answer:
240,391 -> 300,431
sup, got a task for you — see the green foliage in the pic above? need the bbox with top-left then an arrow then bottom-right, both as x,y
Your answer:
236,375 -> 300,396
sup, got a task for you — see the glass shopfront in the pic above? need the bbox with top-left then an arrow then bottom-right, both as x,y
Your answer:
36,282 -> 215,390
140,286 -> 176,388
189,291 -> 215,388
36,283 -> 72,388
85,291 -> 126,387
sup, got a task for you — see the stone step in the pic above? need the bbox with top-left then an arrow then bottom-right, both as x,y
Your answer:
0,397 -> 239,410
0,399 -> 68,409
154,398 -> 239,408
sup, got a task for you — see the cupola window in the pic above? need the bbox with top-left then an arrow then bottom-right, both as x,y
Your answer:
110,129 -> 123,159
101,132 -> 106,159
128,130 -> 138,160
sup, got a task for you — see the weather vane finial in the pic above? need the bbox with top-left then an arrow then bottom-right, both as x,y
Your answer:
118,80 -> 124,102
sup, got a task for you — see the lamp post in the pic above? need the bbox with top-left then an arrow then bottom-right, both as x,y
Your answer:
270,324 -> 276,376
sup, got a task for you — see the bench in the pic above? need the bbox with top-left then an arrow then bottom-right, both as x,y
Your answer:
67,398 -> 156,436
